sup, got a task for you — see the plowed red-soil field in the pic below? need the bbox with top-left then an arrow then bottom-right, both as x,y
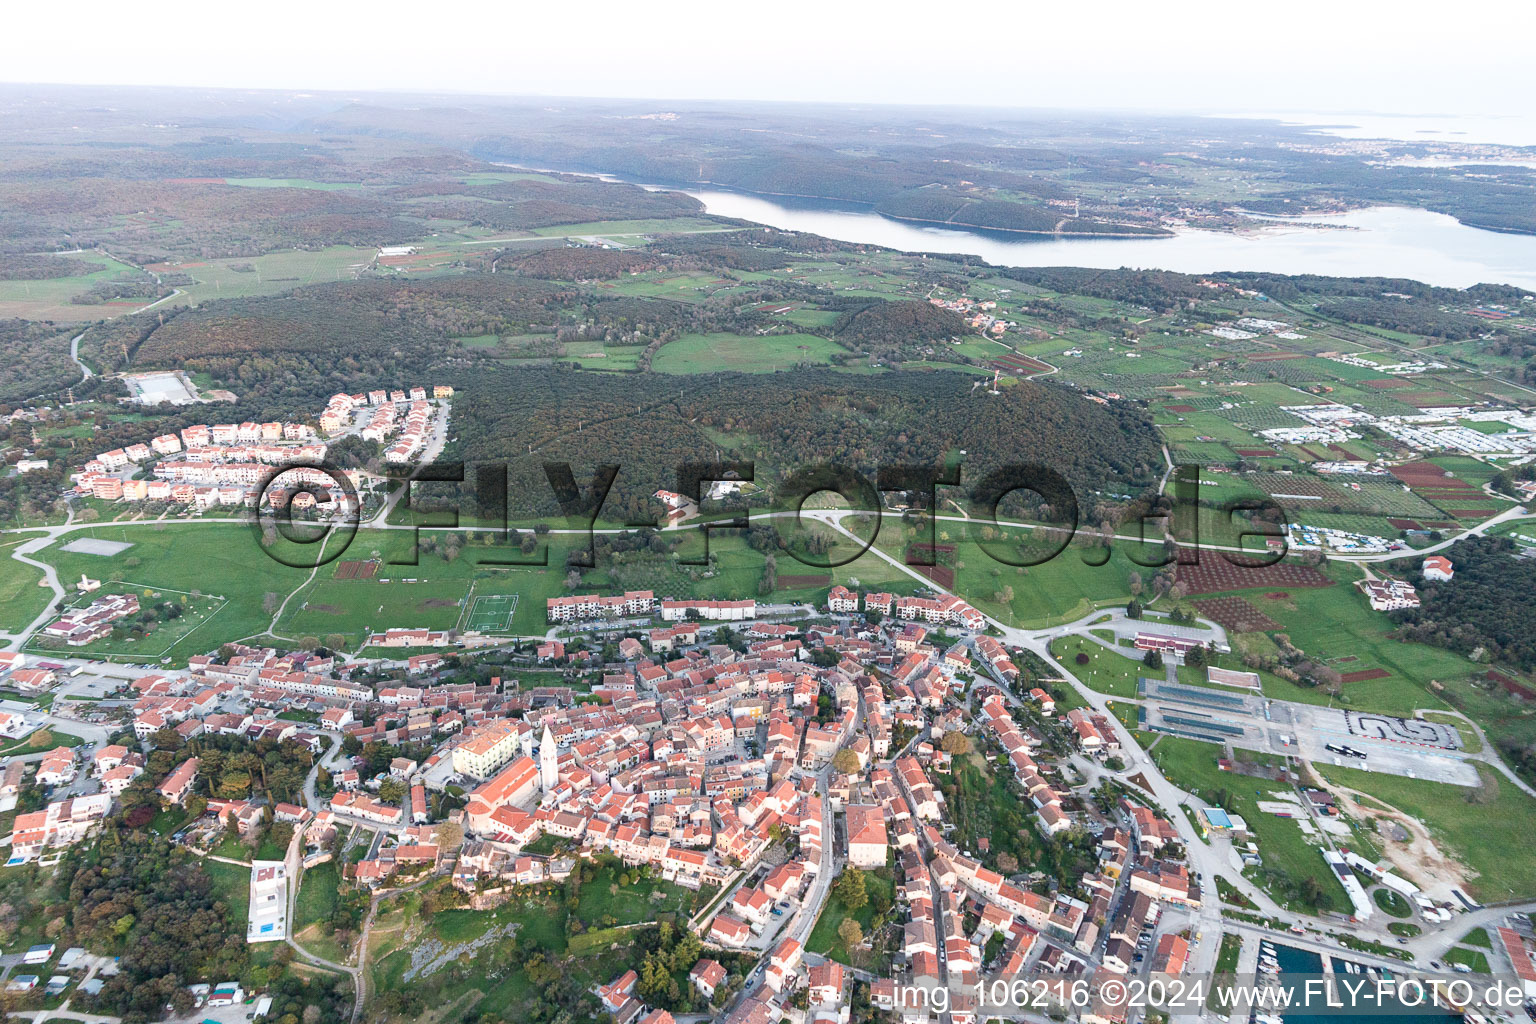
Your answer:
1176,559 -> 1333,595
1193,596 -> 1281,633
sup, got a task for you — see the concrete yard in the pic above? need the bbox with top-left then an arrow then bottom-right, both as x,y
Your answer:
123,370 -> 199,405
59,538 -> 134,556
1139,682 -> 1481,786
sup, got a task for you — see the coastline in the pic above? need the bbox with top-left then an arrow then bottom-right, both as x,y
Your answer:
875,211 -> 1174,239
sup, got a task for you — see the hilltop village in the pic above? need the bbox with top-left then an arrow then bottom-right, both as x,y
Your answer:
0,581 -> 1210,1024
3,547 -> 1528,1024
1,99 -> 1536,1024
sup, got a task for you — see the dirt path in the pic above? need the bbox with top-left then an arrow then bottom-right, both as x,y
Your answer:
1306,764 -> 1471,897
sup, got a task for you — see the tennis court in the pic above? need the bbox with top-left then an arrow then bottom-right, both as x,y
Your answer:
464,593 -> 518,632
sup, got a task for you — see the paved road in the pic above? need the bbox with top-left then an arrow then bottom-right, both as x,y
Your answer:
303,734 -> 347,811
1,534 -> 67,649
68,329 -> 93,381
802,503 -> 1536,971
1327,502 -> 1530,563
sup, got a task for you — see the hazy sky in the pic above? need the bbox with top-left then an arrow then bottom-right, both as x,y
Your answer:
5,0 -> 1533,115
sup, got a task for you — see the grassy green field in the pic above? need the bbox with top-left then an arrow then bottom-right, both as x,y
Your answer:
1148,734 -> 1352,913
295,859 -> 341,934
29,523 -> 313,658
573,864 -> 699,926
27,524 -> 607,649
1316,762 -> 1536,901
456,333 -> 502,348
222,178 -> 364,191
528,218 -> 725,237
0,545 -> 54,634
292,859 -> 347,961
1180,562 -> 1476,717
806,870 -> 895,965
1459,927 -> 1491,948
365,874 -> 689,1024
867,517 -> 1164,629
0,728 -> 85,758
562,340 -> 644,371
1446,947 -> 1491,973
202,857 -> 251,934
169,247 -> 377,305
25,583 -> 228,663
1049,636 -> 1152,697
652,332 -> 849,374
0,251 -> 142,320
280,578 -> 469,646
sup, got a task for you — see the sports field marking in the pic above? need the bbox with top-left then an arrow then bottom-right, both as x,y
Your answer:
464,593 -> 518,632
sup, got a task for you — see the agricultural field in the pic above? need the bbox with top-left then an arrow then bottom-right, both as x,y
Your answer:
1165,559 -> 1482,716
156,247 -> 381,305
221,178 -> 366,191
529,217 -> 726,236
563,340 -> 645,371
0,251 -> 144,320
652,332 -> 849,374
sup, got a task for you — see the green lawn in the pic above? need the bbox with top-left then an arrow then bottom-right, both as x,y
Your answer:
652,332 -> 849,374
28,523 -> 601,649
30,523 -> 321,657
562,341 -> 644,371
1373,887 -> 1412,918
1459,927 -> 1491,949
280,577 -> 470,646
202,857 -> 251,932
1148,734 -> 1353,914
806,871 -> 895,965
25,583 -> 227,662
0,547 -> 54,634
866,516 -> 1162,629
150,804 -> 192,836
0,728 -> 84,757
1049,636 -> 1152,697
1446,947 -> 1491,973
574,864 -> 697,927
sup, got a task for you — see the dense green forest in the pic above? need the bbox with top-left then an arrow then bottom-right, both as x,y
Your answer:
0,149 -> 713,259
875,186 -> 1169,236
0,253 -> 97,279
446,366 -> 1164,521
831,300 -> 967,357
0,318 -> 80,402
1395,537 -> 1536,670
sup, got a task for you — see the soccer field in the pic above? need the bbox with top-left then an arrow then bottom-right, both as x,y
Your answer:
463,593 -> 518,632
